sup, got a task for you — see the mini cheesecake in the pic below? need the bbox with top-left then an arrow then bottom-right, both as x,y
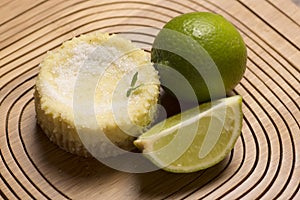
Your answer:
35,32 -> 160,157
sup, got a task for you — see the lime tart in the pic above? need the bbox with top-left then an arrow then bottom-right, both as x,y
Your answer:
35,32 -> 160,157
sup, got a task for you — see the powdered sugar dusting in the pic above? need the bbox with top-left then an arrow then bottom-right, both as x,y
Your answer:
41,37 -> 152,120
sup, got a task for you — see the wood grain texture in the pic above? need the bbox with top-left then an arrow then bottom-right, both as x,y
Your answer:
1,0 -> 299,199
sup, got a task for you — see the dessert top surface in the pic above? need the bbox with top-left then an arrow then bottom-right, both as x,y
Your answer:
36,32 -> 160,128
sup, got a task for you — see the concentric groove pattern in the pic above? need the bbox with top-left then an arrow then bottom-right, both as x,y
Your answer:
1,0 -> 299,199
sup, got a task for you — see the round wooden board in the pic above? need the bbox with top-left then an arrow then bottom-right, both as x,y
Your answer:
1,0 -> 299,199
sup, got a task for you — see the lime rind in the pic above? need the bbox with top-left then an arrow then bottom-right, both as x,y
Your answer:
151,12 -> 247,103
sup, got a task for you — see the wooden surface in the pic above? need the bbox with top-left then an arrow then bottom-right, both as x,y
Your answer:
1,0 -> 300,199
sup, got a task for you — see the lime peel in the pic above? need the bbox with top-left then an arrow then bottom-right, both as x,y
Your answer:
151,12 -> 247,103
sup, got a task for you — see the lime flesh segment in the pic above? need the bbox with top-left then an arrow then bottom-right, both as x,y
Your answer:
134,95 -> 243,173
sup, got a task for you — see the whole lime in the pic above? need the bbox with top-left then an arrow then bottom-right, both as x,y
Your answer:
151,12 -> 247,103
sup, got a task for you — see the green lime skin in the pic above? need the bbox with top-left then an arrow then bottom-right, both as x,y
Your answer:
151,12 -> 247,103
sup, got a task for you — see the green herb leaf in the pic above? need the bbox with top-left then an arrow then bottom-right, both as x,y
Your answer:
131,72 -> 139,87
127,72 -> 143,97
126,88 -> 133,97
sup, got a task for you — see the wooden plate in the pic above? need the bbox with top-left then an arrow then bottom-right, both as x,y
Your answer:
1,0 -> 299,199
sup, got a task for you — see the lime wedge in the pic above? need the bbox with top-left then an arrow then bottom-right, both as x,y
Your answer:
134,95 -> 243,173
